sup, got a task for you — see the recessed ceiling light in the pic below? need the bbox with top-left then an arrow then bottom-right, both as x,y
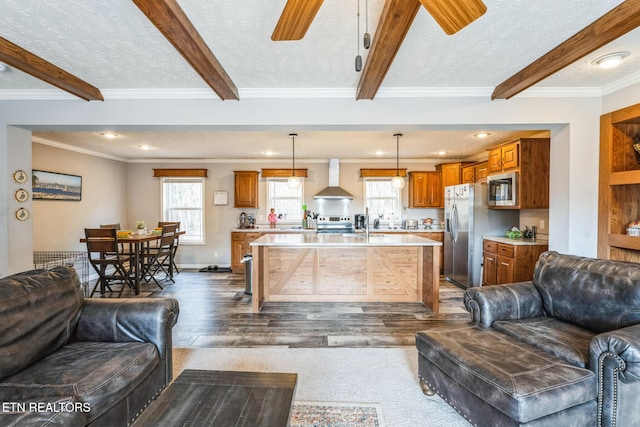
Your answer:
99,132 -> 119,139
374,150 -> 384,156
263,151 -> 275,156
138,145 -> 152,150
474,132 -> 491,138
592,52 -> 629,69
435,151 -> 448,155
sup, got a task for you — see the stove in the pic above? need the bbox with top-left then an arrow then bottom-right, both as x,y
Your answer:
316,215 -> 354,234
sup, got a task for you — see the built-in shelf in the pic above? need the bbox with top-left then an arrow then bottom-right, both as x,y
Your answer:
610,170 -> 640,186
608,234 -> 640,251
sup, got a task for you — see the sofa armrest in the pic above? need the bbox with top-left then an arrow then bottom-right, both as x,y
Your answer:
463,281 -> 544,328
73,298 -> 179,360
589,323 -> 640,427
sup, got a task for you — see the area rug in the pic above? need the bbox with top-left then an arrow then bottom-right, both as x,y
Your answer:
290,401 -> 385,427
173,347 -> 471,426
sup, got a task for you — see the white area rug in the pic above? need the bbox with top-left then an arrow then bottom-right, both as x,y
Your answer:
173,347 -> 471,427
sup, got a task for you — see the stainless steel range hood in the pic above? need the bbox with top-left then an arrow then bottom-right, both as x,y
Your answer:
314,159 -> 354,199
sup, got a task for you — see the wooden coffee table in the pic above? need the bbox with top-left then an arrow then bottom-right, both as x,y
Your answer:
133,369 -> 297,426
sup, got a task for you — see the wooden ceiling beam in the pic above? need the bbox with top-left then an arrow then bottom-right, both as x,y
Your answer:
0,37 -> 103,101
356,0 -> 421,100
132,0 -> 239,100
272,0 -> 324,41
492,0 -> 640,100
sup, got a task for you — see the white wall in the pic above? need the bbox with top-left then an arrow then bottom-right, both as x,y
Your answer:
32,143 -> 128,251
0,93 -> 630,275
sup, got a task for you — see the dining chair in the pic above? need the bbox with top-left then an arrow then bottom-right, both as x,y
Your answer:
84,228 -> 134,297
141,223 -> 178,289
100,223 -> 130,254
158,221 -> 181,274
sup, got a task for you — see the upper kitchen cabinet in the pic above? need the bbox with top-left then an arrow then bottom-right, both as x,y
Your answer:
408,171 -> 442,208
598,102 -> 640,262
461,161 -> 489,184
488,141 -> 519,173
234,171 -> 259,208
435,162 -> 473,207
488,138 -> 550,209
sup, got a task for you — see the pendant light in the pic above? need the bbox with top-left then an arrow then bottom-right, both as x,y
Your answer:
391,133 -> 405,189
287,133 -> 301,189
355,0 -> 362,71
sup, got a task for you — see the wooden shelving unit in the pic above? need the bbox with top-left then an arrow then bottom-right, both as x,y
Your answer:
598,102 -> 640,261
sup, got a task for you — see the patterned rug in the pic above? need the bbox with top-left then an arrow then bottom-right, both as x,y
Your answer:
290,401 -> 385,427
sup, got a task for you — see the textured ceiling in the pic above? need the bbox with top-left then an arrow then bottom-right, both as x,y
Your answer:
1,0 -> 635,160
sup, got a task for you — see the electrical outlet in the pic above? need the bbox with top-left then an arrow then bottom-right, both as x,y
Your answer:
539,220 -> 545,230
214,251 -> 219,258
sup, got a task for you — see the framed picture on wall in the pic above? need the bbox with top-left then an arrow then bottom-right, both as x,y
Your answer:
32,170 -> 82,201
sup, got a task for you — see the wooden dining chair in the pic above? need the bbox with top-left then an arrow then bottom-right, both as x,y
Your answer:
158,221 -> 181,274
84,228 -> 134,297
141,223 -> 178,289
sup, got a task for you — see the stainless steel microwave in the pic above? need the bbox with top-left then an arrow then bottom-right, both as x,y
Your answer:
487,172 -> 518,207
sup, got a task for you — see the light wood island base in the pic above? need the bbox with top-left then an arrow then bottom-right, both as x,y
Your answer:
251,234 -> 441,313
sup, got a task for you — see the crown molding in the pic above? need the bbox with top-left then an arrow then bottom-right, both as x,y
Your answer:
0,85 -> 617,100
32,136 -> 127,162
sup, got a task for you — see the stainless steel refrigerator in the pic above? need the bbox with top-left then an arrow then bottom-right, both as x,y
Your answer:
444,183 -> 519,288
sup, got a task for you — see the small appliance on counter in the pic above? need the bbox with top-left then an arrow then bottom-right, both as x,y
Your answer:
238,212 -> 255,229
402,219 -> 419,230
354,214 -> 366,230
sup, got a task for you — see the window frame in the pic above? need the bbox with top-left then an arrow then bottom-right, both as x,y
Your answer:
363,178 -> 403,223
160,177 -> 205,245
266,178 -> 305,223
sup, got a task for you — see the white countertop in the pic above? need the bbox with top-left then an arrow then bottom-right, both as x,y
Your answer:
484,236 -> 549,246
360,228 -> 444,234
250,233 -> 442,247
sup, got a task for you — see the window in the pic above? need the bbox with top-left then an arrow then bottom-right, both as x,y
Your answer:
364,178 -> 402,222
267,178 -> 304,221
161,177 -> 204,243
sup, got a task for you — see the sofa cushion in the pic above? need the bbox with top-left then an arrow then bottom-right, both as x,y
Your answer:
493,317 -> 595,368
416,324 -> 596,424
0,266 -> 84,381
0,341 -> 158,423
533,251 -> 640,333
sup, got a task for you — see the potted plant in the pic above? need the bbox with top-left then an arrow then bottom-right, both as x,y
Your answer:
136,220 -> 147,235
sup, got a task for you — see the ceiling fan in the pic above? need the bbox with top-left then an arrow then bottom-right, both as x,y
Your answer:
271,0 -> 487,41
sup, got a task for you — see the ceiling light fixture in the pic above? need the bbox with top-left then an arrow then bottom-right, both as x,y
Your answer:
375,150 -> 384,156
592,52 -> 629,69
391,133 -> 405,189
436,151 -> 448,155
355,0 -> 362,72
287,133 -> 301,189
263,150 -> 275,156
138,145 -> 152,150
474,132 -> 491,138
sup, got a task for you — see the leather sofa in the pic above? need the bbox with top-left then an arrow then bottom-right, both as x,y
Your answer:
0,266 -> 179,426
416,251 -> 640,427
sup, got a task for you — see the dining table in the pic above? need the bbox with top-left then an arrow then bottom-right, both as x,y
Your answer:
81,230 -> 185,295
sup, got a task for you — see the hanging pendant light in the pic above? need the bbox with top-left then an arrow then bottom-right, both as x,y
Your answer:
287,133 -> 301,189
355,0 -> 362,71
391,133 -> 405,189
363,0 -> 370,49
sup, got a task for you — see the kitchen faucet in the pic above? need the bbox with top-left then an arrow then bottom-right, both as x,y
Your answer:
365,207 -> 370,242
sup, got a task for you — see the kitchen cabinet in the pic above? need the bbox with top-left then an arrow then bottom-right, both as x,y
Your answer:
488,141 -> 519,173
487,138 -> 550,209
598,102 -> 640,262
408,172 -> 442,208
461,161 -> 489,184
234,171 -> 259,208
482,239 -> 548,286
231,231 -> 263,271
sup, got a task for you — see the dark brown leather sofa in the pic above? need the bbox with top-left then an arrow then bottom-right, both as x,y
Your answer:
416,251 -> 640,427
0,266 -> 179,426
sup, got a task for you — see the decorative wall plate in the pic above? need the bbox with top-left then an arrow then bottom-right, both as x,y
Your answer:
13,170 -> 28,184
16,207 -> 29,221
15,188 -> 29,202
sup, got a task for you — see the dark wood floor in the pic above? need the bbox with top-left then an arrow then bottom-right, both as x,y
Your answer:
91,270 -> 471,348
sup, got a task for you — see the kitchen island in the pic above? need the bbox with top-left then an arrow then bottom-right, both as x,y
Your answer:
250,233 -> 442,313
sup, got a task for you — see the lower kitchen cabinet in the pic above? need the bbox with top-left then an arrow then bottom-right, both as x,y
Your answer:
482,239 -> 547,286
231,232 -> 263,271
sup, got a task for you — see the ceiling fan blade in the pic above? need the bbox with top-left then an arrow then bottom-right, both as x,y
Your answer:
272,0 -> 324,41
418,0 -> 487,35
